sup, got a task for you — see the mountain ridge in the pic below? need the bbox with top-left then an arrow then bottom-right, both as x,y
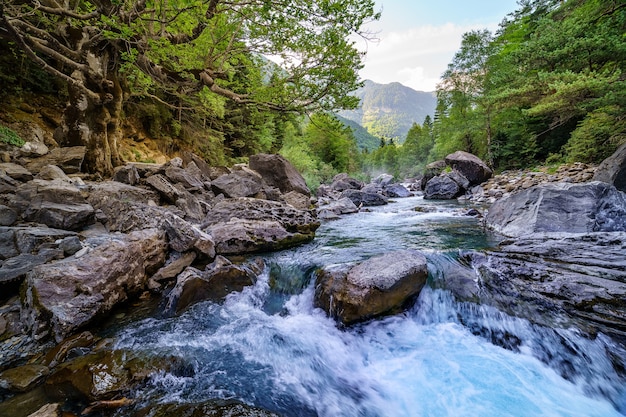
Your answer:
339,80 -> 437,143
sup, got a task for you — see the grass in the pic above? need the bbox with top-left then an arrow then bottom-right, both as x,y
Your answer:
0,124 -> 25,147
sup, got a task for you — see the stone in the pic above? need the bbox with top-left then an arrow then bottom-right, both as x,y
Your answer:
112,164 -> 140,185
0,162 -> 34,181
152,251 -> 197,283
207,218 -> 312,254
202,197 -> 319,237
10,179 -> 95,231
282,190 -> 311,210
0,363 -> 50,392
486,181 -> 626,237
330,174 -> 364,192
211,169 -> 264,198
383,183 -> 412,198
87,181 -> 160,208
423,174 -> 462,200
340,189 -> 388,206
249,153 -> 311,196
163,215 -> 215,258
0,252 -> 62,284
165,165 -> 205,191
444,151 -> 492,185
0,205 -> 17,226
20,141 -> 49,157
166,256 -> 258,313
45,349 -> 194,402
0,170 -> 20,193
24,146 -> 86,174
315,250 -> 429,325
13,226 -> 76,254
145,174 -> 184,203
594,142 -> 626,192
316,197 -> 359,217
23,229 -> 167,341
35,165 -> 70,182
372,173 -> 394,187
58,236 -> 83,256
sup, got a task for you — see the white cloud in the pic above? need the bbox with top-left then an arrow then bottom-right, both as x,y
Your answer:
358,23 -> 491,91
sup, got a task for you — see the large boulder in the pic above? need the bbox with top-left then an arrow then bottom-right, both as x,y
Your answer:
22,228 -> 167,342
23,146 -> 86,174
444,151 -> 492,185
420,160 -> 446,189
383,183 -> 412,198
486,181 -> 626,237
594,142 -> 626,192
211,168 -> 264,198
423,174 -> 463,200
330,173 -> 364,192
340,189 -> 388,206
10,179 -> 95,231
315,250 -> 429,325
202,197 -> 319,237
249,153 -> 311,196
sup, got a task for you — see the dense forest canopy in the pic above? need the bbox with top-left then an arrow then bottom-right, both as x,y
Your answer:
0,0 -> 379,175
1,0 -> 625,187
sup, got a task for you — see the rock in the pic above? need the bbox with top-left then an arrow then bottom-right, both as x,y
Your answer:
373,173 -> 394,187
421,160 -> 447,189
166,256 -> 259,313
282,190 -> 311,210
423,174 -> 462,200
163,214 -> 215,258
152,251 -> 197,283
330,174 -> 364,192
88,181 -> 160,208
486,181 -> 626,237
383,183 -> 412,198
316,197 -> 359,217
459,232 -> 626,341
0,170 -> 20,193
45,349 -> 193,402
10,179 -> 95,231
35,165 -> 70,182
340,189 -> 388,206
23,229 -> 167,341
23,146 -> 86,174
144,173 -> 184,203
203,197 -> 319,237
42,331 -> 96,367
12,226 -> 76,254
249,153 -> 311,196
444,151 -> 492,185
0,162 -> 34,181
164,165 -> 205,191
58,236 -> 82,256
315,250 -> 429,325
20,141 -> 49,157
211,168 -> 264,198
112,164 -> 140,185
0,363 -> 49,392
594,142 -> 626,192
207,219 -> 312,254
26,403 -> 61,417
0,205 -> 17,226
0,252 -> 62,284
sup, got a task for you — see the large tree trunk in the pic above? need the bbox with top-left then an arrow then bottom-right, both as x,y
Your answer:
59,69 -> 123,177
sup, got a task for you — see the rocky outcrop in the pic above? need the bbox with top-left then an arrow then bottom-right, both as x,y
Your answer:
594,142 -> 626,192
486,181 -> 626,237
451,232 -> 626,342
315,250 -> 428,325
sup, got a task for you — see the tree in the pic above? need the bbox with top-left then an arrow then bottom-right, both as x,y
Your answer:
0,0 -> 379,175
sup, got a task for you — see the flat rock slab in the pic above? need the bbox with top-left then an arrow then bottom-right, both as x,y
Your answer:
315,250 -> 428,325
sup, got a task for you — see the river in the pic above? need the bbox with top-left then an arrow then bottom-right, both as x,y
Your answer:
112,196 -> 626,416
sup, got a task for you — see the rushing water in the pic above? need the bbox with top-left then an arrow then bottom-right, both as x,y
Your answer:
113,196 -> 626,416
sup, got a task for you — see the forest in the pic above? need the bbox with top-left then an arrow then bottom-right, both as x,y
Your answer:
1,0 -> 625,190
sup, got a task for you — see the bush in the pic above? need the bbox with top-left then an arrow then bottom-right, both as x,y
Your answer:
0,125 -> 25,147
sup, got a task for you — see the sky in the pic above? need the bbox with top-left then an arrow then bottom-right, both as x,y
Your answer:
357,0 -> 521,92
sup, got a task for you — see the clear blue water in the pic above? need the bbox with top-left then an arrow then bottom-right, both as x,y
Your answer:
114,197 -> 626,416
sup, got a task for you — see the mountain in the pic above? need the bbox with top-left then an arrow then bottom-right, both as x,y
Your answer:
339,80 -> 437,143
334,114 -> 381,152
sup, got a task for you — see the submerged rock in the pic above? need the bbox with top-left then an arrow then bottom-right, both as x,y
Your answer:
133,400 -> 280,417
315,250 -> 428,325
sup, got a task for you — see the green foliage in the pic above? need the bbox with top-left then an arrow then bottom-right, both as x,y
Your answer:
0,125 -> 25,147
